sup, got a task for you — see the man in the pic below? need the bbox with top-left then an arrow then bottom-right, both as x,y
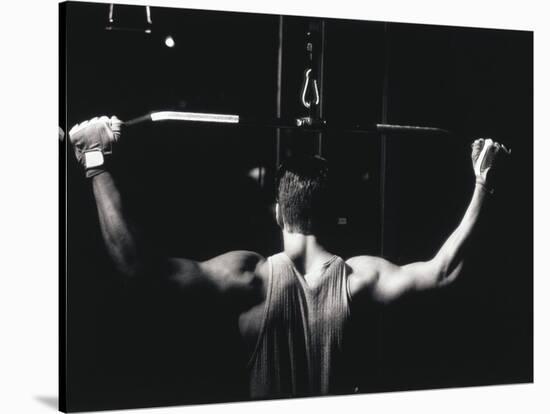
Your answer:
69,115 -> 505,399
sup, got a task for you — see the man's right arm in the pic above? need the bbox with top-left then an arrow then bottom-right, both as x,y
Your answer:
71,116 -> 267,311
69,116 -> 154,279
93,169 -> 266,308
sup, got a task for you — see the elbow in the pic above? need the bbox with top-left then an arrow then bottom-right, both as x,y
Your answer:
432,252 -> 454,282
115,261 -> 142,279
431,256 -> 463,288
439,261 -> 464,287
103,234 -> 144,279
108,242 -> 144,279
418,256 -> 457,290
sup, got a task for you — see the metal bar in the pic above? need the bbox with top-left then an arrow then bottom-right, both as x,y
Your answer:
376,123 -> 449,134
380,22 -> 391,259
122,113 -> 151,126
276,15 -> 284,168
124,111 -> 239,126
150,111 -> 238,123
376,22 -> 392,387
123,110 -> 449,136
317,19 -> 326,157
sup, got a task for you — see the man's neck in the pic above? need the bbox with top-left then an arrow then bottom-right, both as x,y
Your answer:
282,230 -> 333,275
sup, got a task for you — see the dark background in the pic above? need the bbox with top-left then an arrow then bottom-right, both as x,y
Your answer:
61,1 -> 533,411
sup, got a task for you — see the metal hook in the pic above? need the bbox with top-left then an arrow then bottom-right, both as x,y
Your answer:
300,68 -> 320,109
107,4 -> 151,31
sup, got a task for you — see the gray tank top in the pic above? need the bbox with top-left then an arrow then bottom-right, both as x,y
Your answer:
248,252 -> 352,398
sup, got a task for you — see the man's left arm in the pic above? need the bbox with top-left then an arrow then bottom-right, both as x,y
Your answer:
348,138 -> 506,304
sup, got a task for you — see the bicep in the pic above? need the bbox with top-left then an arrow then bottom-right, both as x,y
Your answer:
348,256 -> 442,304
374,261 -> 432,303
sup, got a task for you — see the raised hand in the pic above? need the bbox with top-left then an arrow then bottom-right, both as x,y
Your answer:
471,138 -> 510,191
69,115 -> 121,178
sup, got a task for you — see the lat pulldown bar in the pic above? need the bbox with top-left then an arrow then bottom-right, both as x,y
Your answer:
122,110 -> 451,135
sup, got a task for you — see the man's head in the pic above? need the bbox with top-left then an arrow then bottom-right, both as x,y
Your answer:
275,155 -> 332,235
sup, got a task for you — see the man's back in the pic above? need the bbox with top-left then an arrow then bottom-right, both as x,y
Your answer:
243,253 -> 352,398
67,118 -> 502,400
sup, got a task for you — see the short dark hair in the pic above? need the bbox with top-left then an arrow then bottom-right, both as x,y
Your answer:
275,155 -> 331,234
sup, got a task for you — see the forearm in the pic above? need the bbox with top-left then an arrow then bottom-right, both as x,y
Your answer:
431,182 -> 487,284
92,172 -> 143,277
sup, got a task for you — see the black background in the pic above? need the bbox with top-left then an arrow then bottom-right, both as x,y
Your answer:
61,1 -> 532,411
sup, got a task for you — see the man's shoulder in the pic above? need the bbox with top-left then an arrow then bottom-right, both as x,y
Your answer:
202,250 -> 266,275
345,255 -> 387,296
345,255 -> 386,274
197,251 -> 268,300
